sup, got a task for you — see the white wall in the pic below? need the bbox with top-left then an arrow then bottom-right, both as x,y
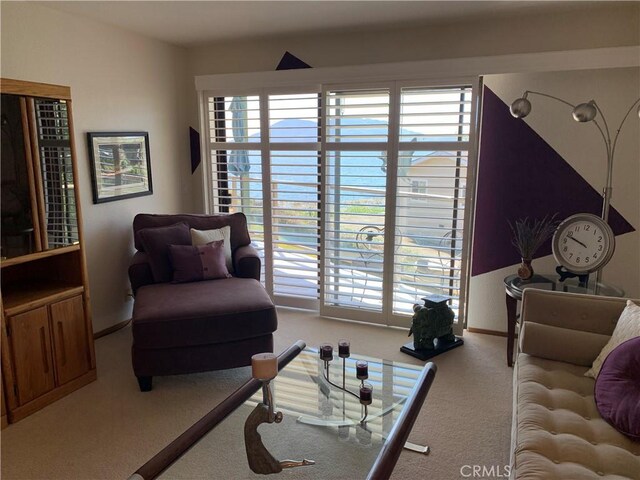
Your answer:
468,67 -> 640,332
1,2 -> 191,332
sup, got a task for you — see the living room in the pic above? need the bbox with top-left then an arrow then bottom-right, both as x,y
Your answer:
1,1 -> 639,479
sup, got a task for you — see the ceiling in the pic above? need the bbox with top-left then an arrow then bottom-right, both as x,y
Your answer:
42,1 -> 624,48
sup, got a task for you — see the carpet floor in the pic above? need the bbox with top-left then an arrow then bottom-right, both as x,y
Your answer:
0,308 -> 513,479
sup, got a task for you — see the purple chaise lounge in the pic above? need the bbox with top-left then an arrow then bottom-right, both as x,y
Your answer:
128,213 -> 277,391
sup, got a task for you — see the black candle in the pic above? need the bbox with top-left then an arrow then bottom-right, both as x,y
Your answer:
356,360 -> 368,380
338,339 -> 350,358
360,383 -> 373,405
320,343 -> 333,361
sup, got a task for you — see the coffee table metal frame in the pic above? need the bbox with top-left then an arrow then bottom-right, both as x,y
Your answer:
128,340 -> 436,480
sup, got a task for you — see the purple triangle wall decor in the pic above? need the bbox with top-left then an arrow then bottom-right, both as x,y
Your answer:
276,52 -> 312,70
471,86 -> 635,277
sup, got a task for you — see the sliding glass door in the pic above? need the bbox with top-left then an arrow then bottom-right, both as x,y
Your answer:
321,87 -> 390,321
268,93 -> 321,308
204,80 -> 477,333
389,85 -> 473,333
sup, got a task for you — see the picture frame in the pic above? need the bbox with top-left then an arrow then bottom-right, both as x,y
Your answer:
87,132 -> 153,204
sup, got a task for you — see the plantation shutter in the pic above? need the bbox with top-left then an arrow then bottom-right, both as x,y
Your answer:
203,79 -> 477,331
391,85 -> 472,329
33,99 -> 78,249
268,93 -> 321,306
321,88 -> 390,318
208,95 -> 266,281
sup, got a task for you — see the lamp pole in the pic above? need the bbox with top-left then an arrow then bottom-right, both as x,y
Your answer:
510,91 -> 640,283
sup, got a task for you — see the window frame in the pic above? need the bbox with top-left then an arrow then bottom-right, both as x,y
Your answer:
200,76 -> 480,330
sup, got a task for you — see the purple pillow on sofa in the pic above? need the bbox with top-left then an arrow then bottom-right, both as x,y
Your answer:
169,240 -> 231,283
138,222 -> 191,283
595,336 -> 640,442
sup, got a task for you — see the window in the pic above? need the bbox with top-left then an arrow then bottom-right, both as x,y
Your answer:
411,180 -> 428,195
34,99 -> 78,247
204,81 -> 477,331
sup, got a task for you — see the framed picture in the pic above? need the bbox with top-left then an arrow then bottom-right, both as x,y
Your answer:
87,132 -> 153,204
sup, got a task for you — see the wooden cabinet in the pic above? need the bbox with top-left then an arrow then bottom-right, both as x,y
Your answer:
51,295 -> 91,385
1,79 -> 96,425
7,295 -> 90,406
9,306 -> 56,404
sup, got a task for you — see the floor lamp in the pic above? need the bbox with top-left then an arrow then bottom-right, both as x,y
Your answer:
509,90 -> 640,283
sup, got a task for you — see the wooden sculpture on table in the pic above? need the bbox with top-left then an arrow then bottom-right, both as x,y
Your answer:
244,353 -> 315,474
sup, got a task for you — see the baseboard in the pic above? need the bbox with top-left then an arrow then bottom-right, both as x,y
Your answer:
8,369 -> 97,423
466,327 -> 514,338
94,319 -> 131,339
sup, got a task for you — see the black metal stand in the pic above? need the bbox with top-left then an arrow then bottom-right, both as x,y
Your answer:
401,336 -> 464,361
322,357 -> 370,423
556,265 -> 589,287
322,359 -> 360,400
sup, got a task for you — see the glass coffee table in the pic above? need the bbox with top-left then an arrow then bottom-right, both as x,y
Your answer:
129,341 -> 436,480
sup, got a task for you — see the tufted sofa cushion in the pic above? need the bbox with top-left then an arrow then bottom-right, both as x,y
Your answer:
512,354 -> 640,479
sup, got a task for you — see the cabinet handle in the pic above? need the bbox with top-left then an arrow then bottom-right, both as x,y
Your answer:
40,327 -> 49,373
57,322 -> 67,365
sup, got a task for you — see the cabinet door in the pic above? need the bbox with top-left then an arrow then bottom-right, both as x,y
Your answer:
8,307 -> 55,404
50,295 -> 90,385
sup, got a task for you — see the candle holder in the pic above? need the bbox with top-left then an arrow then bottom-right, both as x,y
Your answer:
320,343 -> 360,401
338,340 -> 350,390
245,356 -> 315,474
319,343 -> 333,361
359,382 -> 373,422
356,360 -> 368,380
317,342 -> 374,423
338,339 -> 350,358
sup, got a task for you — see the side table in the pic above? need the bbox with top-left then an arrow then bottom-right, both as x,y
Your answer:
503,274 -> 624,367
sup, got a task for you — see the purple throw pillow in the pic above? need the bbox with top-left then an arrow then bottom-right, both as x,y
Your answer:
138,222 -> 191,283
594,336 -> 640,442
169,240 -> 231,283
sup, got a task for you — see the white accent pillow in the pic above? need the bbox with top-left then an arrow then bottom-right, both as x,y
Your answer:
585,300 -> 640,378
191,226 -> 233,273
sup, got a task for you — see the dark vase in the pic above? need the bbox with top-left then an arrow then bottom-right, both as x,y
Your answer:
518,257 -> 534,280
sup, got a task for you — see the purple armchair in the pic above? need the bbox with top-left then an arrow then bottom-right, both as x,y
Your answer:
128,213 -> 277,391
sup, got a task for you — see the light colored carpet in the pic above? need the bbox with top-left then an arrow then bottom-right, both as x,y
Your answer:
0,308 -> 512,479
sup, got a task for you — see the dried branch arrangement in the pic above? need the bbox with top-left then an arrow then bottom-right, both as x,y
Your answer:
509,214 -> 559,259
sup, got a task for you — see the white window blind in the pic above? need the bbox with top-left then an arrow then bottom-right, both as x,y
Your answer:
207,93 -> 322,306
34,99 -> 78,248
204,81 -> 477,330
208,95 -> 266,280
268,93 -> 321,302
392,86 -> 472,321
323,89 -> 390,313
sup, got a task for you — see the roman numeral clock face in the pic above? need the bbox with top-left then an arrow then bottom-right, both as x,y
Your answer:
552,213 -> 615,274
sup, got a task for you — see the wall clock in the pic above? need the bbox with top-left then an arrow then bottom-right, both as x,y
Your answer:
552,213 -> 615,278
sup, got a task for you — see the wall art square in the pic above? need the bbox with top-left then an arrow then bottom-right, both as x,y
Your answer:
87,132 -> 152,203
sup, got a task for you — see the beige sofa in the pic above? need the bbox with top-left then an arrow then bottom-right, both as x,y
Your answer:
511,289 -> 640,480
